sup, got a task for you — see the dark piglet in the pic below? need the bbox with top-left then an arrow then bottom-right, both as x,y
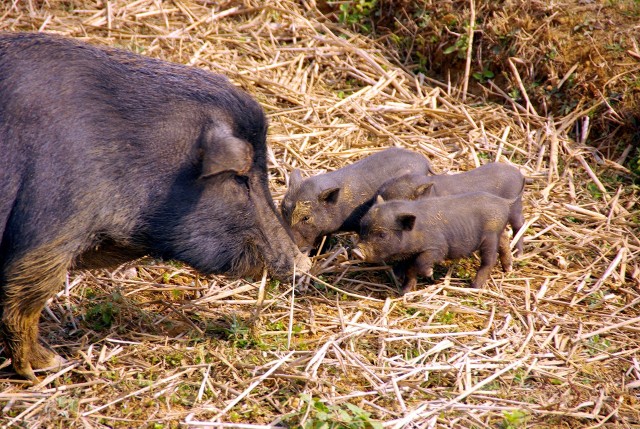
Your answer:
281,148 -> 435,251
354,193 -> 513,294
377,162 -> 528,255
0,32 -> 309,381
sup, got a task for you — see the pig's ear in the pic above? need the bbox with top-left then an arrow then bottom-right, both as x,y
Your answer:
318,187 -> 340,205
375,195 -> 385,205
289,169 -> 303,190
413,183 -> 434,199
200,130 -> 253,178
396,213 -> 416,231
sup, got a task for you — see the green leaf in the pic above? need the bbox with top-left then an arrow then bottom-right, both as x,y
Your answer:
443,45 -> 457,54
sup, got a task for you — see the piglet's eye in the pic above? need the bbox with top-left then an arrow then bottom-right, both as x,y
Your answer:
377,231 -> 387,239
302,216 -> 311,223
234,175 -> 250,189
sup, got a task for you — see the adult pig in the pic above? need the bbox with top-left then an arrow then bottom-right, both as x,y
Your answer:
281,148 -> 435,251
377,162 -> 527,255
0,32 -> 309,381
354,193 -> 513,294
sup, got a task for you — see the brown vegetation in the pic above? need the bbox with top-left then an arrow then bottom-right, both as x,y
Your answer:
0,1 -> 638,428
322,0 -> 640,171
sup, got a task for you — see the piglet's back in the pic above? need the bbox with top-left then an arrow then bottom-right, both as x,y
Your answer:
405,192 -> 512,236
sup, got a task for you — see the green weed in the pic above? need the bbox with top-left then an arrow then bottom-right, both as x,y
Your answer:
333,0 -> 378,32
284,394 -> 383,429
586,334 -> 611,356
84,299 -> 119,330
443,34 -> 469,59
502,409 -> 528,428
472,68 -> 495,83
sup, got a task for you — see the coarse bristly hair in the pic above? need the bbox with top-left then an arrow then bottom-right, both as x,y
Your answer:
0,31 -> 302,380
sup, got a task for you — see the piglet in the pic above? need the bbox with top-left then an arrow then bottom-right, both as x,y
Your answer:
354,193 -> 513,294
377,162 -> 528,255
281,147 -> 435,251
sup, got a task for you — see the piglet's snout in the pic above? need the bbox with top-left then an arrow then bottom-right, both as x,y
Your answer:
352,246 -> 366,261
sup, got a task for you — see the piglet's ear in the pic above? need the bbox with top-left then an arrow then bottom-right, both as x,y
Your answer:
318,187 -> 340,204
289,169 -> 303,190
413,183 -> 434,199
200,127 -> 253,178
375,195 -> 385,205
397,213 -> 416,231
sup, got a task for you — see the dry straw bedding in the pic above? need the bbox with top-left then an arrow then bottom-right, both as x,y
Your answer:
0,1 -> 638,428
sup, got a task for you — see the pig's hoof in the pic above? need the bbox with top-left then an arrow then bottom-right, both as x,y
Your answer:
15,346 -> 66,381
503,264 -> 513,273
13,363 -> 37,382
33,353 -> 66,371
30,343 -> 64,370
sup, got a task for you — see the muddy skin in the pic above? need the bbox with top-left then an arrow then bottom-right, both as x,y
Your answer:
355,193 -> 513,294
281,147 -> 435,251
377,162 -> 528,256
0,32 -> 310,381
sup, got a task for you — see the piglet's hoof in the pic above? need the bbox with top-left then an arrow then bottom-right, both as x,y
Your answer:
400,279 -> 417,295
294,252 -> 312,273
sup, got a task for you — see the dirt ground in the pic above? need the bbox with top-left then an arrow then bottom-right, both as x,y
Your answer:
0,1 -> 639,428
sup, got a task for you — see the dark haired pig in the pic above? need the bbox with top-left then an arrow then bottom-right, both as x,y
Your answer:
354,193 -> 513,294
377,162 -> 527,255
281,148 -> 435,251
0,32 -> 310,381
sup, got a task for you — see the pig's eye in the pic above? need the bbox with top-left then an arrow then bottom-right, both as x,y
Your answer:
377,231 -> 387,239
301,216 -> 311,223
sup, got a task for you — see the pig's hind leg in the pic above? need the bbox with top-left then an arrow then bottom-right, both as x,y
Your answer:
471,234 -> 500,288
498,231 -> 512,272
1,241 -> 72,381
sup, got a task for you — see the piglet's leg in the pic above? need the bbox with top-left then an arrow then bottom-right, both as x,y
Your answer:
400,251 -> 436,295
471,235 -> 499,288
509,199 -> 526,257
498,231 -> 512,272
400,265 -> 418,295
